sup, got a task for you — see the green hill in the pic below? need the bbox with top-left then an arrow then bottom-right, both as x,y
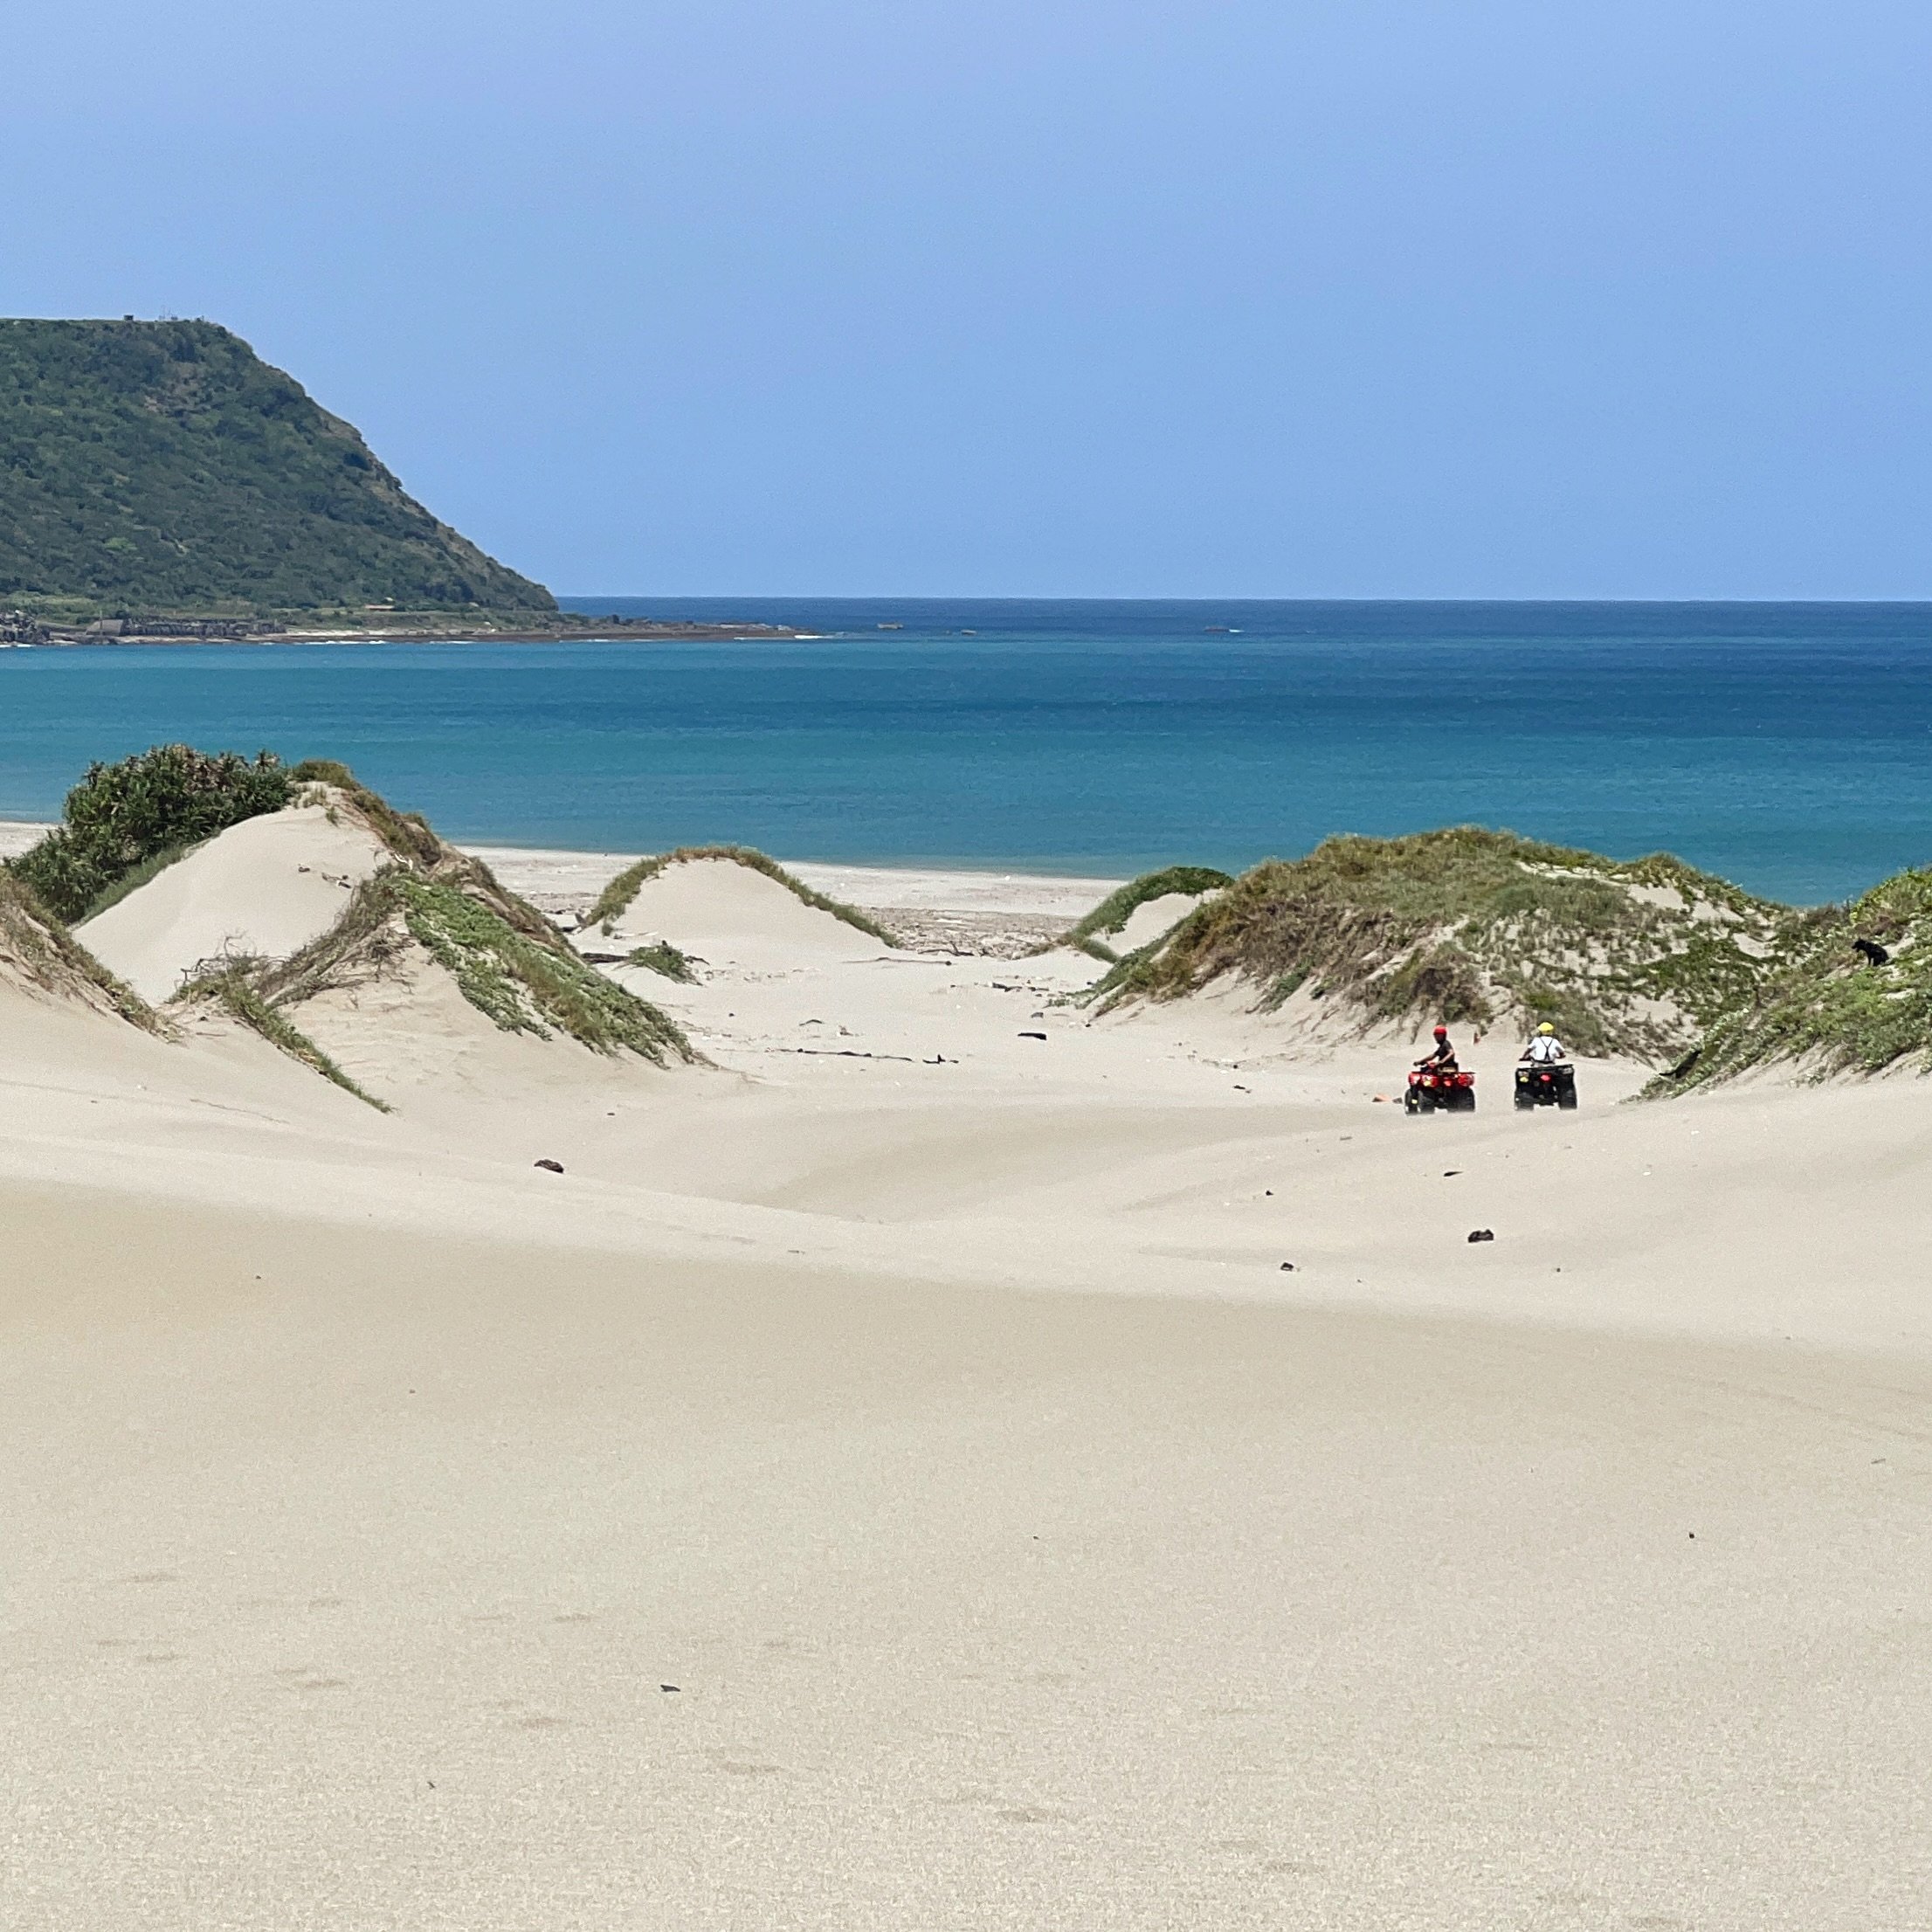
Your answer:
0,318 -> 555,617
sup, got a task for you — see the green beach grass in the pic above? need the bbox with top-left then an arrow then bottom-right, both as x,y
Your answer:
1057,865 -> 1232,962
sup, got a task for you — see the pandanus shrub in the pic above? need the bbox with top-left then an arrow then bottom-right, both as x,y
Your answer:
8,743 -> 293,922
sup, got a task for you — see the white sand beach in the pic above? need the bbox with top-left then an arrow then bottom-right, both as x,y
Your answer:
2,816 -> 1928,1929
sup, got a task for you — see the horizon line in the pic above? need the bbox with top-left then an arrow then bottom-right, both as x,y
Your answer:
555,592 -> 1932,608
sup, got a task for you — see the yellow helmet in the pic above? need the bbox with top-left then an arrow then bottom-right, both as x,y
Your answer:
1537,1023 -> 1555,1035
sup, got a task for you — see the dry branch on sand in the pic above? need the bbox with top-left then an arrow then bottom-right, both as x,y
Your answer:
178,955 -> 389,1109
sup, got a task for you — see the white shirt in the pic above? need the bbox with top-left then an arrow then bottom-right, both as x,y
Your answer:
1525,1034 -> 1566,1062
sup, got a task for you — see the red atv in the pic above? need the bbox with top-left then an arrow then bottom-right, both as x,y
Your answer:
1405,1065 -> 1476,1114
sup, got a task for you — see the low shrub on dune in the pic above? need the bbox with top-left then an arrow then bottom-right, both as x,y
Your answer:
10,744 -> 293,922
624,942 -> 699,982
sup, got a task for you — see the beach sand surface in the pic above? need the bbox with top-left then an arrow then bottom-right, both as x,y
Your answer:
0,825 -> 1928,1928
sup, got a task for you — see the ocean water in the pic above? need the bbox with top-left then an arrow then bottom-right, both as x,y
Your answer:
3,598 -> 1931,905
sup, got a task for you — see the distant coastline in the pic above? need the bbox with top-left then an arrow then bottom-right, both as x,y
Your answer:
0,611 -> 801,648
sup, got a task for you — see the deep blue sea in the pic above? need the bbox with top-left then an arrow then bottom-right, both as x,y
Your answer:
4,598 -> 1931,905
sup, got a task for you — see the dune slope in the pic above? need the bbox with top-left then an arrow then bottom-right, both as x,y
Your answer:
591,849 -> 897,968
77,800 -> 391,1003
0,868 -> 158,1030
1,1169 -> 1926,1932
3,832 -> 1930,1929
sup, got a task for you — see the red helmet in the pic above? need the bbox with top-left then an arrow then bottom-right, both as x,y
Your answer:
1433,1025 -> 1448,1038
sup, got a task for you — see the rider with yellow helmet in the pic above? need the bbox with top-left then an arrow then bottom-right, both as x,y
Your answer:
1521,1021 -> 1567,1064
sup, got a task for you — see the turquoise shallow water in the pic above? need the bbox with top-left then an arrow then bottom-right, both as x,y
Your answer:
3,598 -> 1931,904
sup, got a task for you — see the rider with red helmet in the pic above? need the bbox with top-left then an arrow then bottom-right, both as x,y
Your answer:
1415,1025 -> 1459,1072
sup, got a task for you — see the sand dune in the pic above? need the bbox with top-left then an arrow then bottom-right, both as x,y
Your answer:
1,831 -> 1928,1928
1110,887 -> 1206,950
0,872 -> 156,1029
78,800 -> 390,1002
591,852 -> 896,967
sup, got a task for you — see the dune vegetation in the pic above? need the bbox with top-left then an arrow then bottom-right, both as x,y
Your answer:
290,759 -> 443,867
624,941 -> 700,982
0,745 -> 697,1100
1087,828 -> 1794,1064
174,798 -> 698,1085
178,956 -> 388,1109
10,748 -> 698,1093
20,739 -> 1930,1095
1648,868 -> 1932,1091
590,844 -> 898,944
0,866 -> 165,1032
1059,865 -> 1232,962
1088,828 -> 1932,1087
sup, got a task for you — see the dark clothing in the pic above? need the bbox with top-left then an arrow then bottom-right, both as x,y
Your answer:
1416,1038 -> 1459,1070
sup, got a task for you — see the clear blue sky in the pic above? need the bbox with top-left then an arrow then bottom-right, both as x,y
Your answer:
6,2 -> 1929,598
